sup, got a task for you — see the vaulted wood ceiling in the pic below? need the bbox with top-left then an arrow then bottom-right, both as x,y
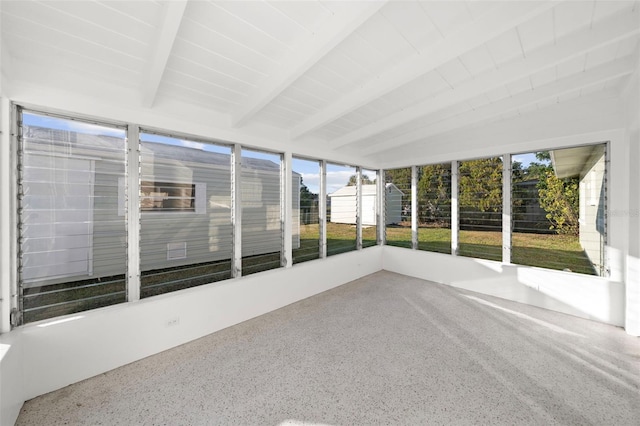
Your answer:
1,0 -> 638,163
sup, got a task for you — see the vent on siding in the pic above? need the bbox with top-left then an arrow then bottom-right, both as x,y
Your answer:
167,242 -> 187,260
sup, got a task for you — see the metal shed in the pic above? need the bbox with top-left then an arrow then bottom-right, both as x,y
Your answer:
328,183 -> 403,226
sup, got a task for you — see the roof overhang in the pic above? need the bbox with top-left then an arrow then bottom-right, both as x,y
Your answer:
550,144 -> 606,179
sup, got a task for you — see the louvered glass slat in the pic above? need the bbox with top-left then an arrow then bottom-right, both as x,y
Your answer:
384,167 -> 412,248
241,149 -> 283,275
18,111 -> 127,324
326,163 -> 357,256
458,157 -> 503,262
417,163 -> 452,254
292,158 -> 320,264
511,147 -> 606,276
139,133 -> 232,298
361,168 -> 378,249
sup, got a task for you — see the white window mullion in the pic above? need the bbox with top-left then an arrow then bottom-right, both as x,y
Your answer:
503,154 -> 512,264
411,165 -> 418,250
356,167 -> 362,250
282,152 -> 292,268
319,160 -> 327,258
378,169 -> 385,245
451,161 -> 459,256
126,125 -> 141,302
232,144 -> 242,277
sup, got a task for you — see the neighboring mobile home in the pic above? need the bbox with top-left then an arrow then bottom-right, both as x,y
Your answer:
20,125 -> 300,289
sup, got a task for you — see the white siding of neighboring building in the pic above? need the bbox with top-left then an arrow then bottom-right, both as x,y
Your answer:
329,184 -> 402,226
22,131 -> 300,285
579,154 -> 606,276
385,185 -> 403,225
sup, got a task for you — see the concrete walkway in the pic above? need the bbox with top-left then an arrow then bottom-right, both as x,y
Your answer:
16,271 -> 640,425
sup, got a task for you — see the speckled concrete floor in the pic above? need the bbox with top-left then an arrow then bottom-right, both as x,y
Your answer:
16,271 -> 640,425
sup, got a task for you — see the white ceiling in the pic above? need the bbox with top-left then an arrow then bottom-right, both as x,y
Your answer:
1,0 -> 638,164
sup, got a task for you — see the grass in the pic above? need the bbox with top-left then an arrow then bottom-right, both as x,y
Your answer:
386,223 -> 594,274
299,222 -> 594,274
22,275 -> 127,324
292,223 -> 378,262
23,222 -> 595,324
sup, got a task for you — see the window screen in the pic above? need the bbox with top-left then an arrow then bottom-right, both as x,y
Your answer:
139,133 -> 232,298
18,110 -> 127,324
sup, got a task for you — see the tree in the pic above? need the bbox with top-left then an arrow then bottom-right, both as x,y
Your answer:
537,171 -> 579,235
299,178 -> 317,225
384,168 -> 411,190
385,168 -> 413,222
346,174 -> 374,186
458,157 -> 503,212
299,178 -> 315,205
535,151 -> 551,162
417,164 -> 451,224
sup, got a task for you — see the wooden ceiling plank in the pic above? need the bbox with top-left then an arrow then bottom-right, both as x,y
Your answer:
291,1 -> 557,140
362,56 -> 635,155
231,1 -> 388,127
329,7 -> 640,149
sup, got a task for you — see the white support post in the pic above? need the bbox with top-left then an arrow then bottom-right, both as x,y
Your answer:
451,161 -> 459,256
378,169 -> 386,245
126,125 -> 141,302
232,144 -> 242,277
319,160 -> 327,258
411,165 -> 418,250
0,98 -> 15,331
356,167 -> 363,250
282,152 -> 292,268
502,154 -> 512,264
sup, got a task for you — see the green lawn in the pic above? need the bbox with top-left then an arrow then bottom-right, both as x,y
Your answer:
299,222 -> 595,275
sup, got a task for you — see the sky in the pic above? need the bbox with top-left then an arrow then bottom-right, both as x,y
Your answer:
23,111 -> 125,138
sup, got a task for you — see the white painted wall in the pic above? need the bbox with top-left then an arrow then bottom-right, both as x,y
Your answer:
383,246 -> 624,326
624,53 -> 640,336
0,247 -> 381,424
0,333 -> 23,426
